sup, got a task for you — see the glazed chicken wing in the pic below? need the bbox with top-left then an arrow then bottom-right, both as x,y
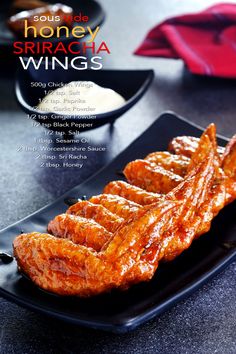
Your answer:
124,159 -> 183,193
168,135 -> 225,157
48,214 -> 112,251
166,128 -> 236,204
145,151 -> 190,176
67,200 -> 124,233
89,194 -> 141,219
14,124 -> 234,297
104,180 -> 163,205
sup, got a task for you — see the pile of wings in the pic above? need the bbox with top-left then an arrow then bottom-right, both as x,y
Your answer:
14,124 -> 236,297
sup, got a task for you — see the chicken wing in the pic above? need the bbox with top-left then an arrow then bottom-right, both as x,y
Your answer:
124,159 -> 183,193
104,180 -> 163,205
13,200 -> 179,296
48,214 -> 112,251
168,135 -> 225,157
89,194 -> 141,219
14,125 -> 228,297
168,124 -> 226,241
145,151 -> 189,176
67,200 -> 123,233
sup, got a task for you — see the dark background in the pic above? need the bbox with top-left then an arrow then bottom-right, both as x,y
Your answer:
0,0 -> 236,353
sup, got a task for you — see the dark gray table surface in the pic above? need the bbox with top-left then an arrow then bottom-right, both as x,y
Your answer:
0,0 -> 236,353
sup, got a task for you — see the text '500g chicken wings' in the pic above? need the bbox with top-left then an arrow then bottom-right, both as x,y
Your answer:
13,124 -> 236,297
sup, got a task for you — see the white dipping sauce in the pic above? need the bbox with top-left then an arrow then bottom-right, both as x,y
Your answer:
37,81 -> 126,115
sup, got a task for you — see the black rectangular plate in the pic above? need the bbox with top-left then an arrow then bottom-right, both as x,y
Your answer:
0,112 -> 235,333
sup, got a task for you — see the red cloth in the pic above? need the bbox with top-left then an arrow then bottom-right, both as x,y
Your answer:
134,3 -> 236,78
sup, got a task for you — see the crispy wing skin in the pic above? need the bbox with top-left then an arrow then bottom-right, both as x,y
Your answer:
124,159 -> 183,193
103,180 -> 162,206
169,135 -> 225,157
89,194 -> 140,219
67,200 -> 123,233
48,214 -> 112,251
145,151 -> 189,176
